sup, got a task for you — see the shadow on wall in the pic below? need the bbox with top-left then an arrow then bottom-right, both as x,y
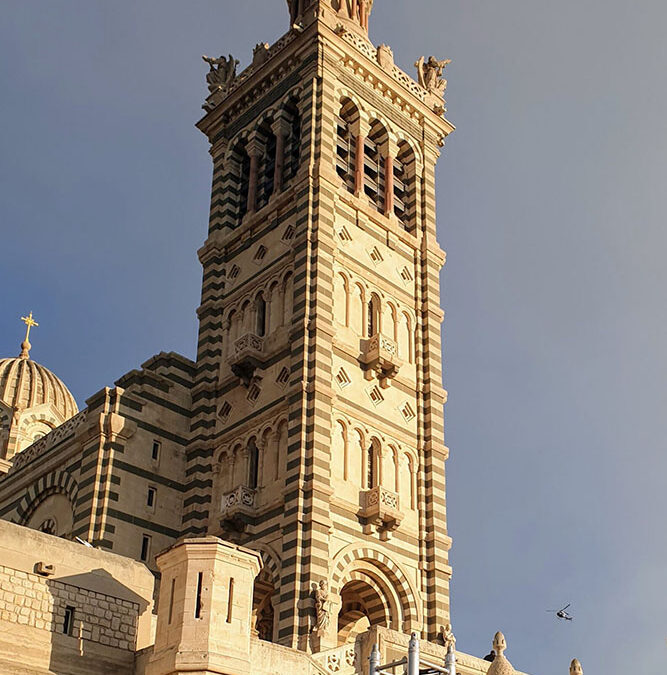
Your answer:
45,568 -> 150,675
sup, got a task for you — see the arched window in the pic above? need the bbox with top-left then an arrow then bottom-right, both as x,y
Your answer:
366,440 -> 379,489
394,141 -> 416,231
248,439 -> 260,489
284,101 -> 302,183
256,294 -> 267,337
364,122 -> 388,213
233,142 -> 251,222
257,122 -> 276,210
336,99 -> 359,193
367,294 -> 380,337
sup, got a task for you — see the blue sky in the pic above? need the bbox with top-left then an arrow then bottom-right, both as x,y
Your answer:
1,2 -> 665,673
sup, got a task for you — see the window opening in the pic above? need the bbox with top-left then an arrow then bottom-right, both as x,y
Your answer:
256,295 -> 267,336
151,440 -> 161,461
168,578 -> 176,624
147,487 -> 156,509
63,606 -> 75,636
227,578 -> 235,623
140,535 -> 151,562
248,442 -> 260,489
195,571 -> 203,619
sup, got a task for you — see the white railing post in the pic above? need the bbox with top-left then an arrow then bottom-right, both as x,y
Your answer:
369,644 -> 380,675
408,633 -> 419,675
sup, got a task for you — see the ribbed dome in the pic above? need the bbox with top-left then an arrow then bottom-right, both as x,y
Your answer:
0,356 -> 78,420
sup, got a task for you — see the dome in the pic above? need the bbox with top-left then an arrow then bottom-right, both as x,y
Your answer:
0,356 -> 78,420
0,315 -> 79,469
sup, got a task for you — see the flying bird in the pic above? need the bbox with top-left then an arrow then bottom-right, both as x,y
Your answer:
547,603 -> 574,621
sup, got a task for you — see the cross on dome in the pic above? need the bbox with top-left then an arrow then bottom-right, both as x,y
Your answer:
19,311 -> 39,359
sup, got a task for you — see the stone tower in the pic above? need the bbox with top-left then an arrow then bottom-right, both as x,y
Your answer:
183,0 -> 454,652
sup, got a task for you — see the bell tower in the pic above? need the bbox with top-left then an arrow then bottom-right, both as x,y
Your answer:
183,0 -> 454,652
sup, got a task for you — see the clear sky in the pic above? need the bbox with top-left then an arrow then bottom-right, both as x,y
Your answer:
1,2 -> 665,673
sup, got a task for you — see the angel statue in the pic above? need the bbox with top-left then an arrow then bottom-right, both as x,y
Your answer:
439,623 -> 456,653
415,56 -> 452,98
202,54 -> 240,95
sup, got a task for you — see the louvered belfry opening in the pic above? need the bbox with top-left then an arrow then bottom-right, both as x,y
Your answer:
363,121 -> 388,213
336,98 -> 359,193
394,140 -> 416,232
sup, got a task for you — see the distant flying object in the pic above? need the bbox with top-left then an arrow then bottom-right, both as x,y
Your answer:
547,604 -> 574,621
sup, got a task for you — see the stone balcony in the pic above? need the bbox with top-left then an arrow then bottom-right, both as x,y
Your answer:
230,333 -> 266,385
219,485 -> 257,532
359,333 -> 401,386
360,486 -> 403,538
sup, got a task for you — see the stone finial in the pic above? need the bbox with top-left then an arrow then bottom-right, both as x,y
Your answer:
493,631 -> 507,657
570,658 -> 583,674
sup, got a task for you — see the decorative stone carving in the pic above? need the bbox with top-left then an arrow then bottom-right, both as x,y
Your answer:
415,56 -> 451,98
253,42 -> 270,67
486,632 -> 516,675
312,580 -> 332,637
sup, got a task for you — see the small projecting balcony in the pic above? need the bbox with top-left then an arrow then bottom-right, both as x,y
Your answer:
359,333 -> 401,386
219,485 -> 257,532
230,333 -> 266,385
360,486 -> 403,535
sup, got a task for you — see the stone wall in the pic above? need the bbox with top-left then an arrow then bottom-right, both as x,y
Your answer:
0,564 -> 138,651
0,520 -> 154,674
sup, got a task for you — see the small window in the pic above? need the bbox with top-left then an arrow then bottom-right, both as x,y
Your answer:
247,384 -> 261,404
151,440 -> 161,462
282,225 -> 295,241
335,369 -> 351,388
63,606 -> 75,636
140,535 -> 151,562
399,266 -> 413,283
219,401 -> 232,419
276,367 -> 290,386
254,245 -> 268,263
147,487 -> 157,509
228,265 -> 240,280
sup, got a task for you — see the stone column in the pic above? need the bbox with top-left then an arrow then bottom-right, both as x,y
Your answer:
383,137 -> 398,217
246,136 -> 264,214
147,537 -> 262,675
353,118 -> 370,197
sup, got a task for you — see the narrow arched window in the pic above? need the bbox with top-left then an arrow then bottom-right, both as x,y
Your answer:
256,294 -> 267,337
248,440 -> 260,489
364,122 -> 387,213
237,146 -> 251,221
366,442 -> 377,489
284,101 -> 302,183
336,99 -> 359,193
367,294 -> 380,337
257,123 -> 276,210
395,141 -> 416,231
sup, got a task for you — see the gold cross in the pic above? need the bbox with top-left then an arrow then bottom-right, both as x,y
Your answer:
21,311 -> 39,343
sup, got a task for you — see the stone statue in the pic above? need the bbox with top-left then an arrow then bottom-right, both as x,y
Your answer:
357,0 -> 374,31
312,580 -> 331,636
570,658 -> 583,675
440,623 -> 456,652
415,56 -> 451,98
202,54 -> 239,95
